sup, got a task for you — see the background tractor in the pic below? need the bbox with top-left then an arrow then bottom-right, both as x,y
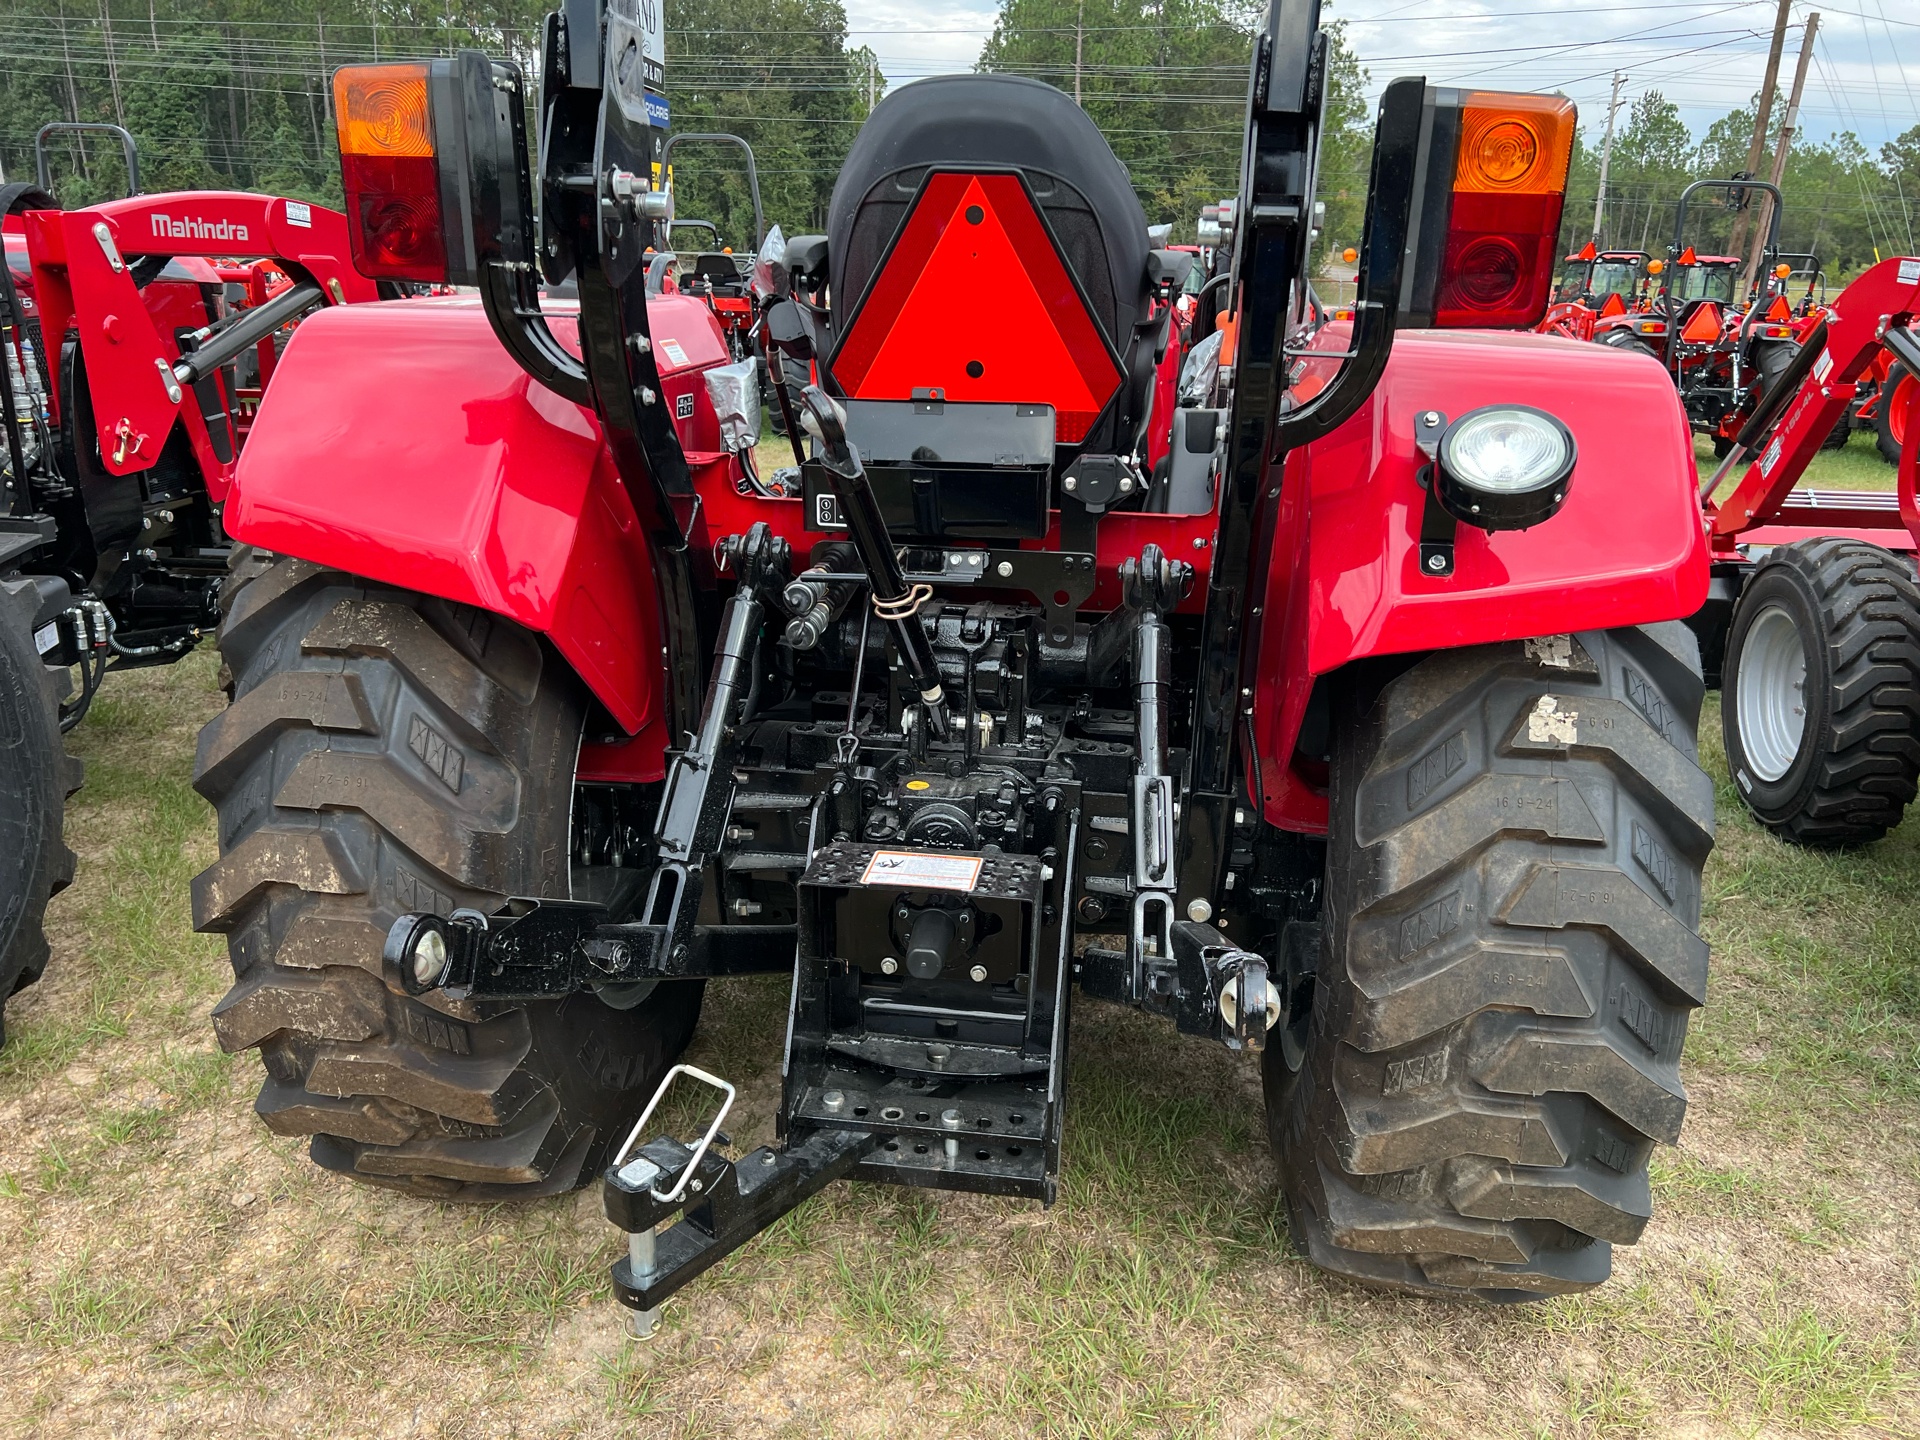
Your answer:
0,125 -> 376,1042
1645,179 -> 1805,457
1539,244 -> 1650,341
1690,255 -> 1920,845
190,2 -> 1713,1315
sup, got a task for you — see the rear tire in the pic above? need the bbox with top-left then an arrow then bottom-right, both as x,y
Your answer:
1722,538 -> 1920,846
1876,362 -> 1914,466
0,577 -> 82,1047
192,558 -> 702,1199
1267,626 -> 1712,1299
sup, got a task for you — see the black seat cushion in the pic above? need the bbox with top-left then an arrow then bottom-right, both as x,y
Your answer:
825,74 -> 1153,453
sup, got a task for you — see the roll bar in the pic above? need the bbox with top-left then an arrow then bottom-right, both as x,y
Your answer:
35,122 -> 141,196
659,133 -> 764,249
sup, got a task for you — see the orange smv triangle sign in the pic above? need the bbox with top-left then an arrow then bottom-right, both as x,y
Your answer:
832,171 -> 1124,443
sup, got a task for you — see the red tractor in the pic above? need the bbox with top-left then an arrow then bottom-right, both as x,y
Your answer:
1691,255 -> 1920,843
1852,342 -> 1916,465
0,123 -> 375,1038
189,6 -> 1712,1317
1539,244 -> 1650,341
1627,179 -> 1807,456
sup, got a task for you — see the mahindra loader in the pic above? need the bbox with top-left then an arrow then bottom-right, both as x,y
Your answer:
0,125 -> 383,1038
190,0 -> 1715,1315
1690,255 -> 1920,845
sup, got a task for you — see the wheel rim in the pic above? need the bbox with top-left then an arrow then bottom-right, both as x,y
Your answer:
1735,601 -> 1809,783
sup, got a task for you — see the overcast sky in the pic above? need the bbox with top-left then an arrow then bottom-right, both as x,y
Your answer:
840,0 -> 1919,153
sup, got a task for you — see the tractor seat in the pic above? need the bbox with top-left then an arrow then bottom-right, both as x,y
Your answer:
823,74 -> 1153,458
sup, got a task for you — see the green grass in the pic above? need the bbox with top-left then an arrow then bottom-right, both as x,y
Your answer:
1703,424 -> 1897,498
6,536 -> 1920,1436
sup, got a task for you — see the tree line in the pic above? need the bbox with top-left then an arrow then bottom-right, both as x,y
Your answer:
1559,90 -> 1920,281
1,0 -> 1913,280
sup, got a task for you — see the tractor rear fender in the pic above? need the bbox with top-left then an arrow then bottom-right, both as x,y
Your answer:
1251,327 -> 1706,832
219,297 -> 713,774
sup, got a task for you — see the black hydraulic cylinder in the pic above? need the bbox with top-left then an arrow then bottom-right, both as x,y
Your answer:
173,281 -> 324,386
795,386 -> 950,735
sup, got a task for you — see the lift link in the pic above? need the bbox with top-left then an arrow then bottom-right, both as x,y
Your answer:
1121,545 -> 1193,980
795,386 -> 952,739
643,522 -> 792,957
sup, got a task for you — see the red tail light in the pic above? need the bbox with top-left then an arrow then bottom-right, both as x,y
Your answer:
1436,94 -> 1575,327
334,64 -> 446,283
1397,89 -> 1575,330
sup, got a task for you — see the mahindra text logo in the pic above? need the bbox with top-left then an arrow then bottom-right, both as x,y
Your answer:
150,213 -> 251,243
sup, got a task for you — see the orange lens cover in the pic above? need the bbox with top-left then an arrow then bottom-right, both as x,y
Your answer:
334,64 -> 433,158
1453,93 -> 1575,195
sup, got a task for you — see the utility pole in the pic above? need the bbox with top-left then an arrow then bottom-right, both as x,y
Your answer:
1592,72 -> 1626,247
1074,0 -> 1084,106
99,0 -> 125,130
1744,13 -> 1819,289
1728,0 -> 1793,260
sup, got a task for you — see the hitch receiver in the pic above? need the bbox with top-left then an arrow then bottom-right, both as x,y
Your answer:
605,1066 -> 877,1335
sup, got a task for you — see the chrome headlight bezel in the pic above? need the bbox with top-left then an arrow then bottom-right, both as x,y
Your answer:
1434,403 -> 1576,530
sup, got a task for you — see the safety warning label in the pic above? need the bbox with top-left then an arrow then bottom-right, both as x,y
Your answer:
861,850 -> 983,892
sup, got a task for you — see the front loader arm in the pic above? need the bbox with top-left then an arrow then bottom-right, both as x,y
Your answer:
23,192 -> 374,477
1709,255 -> 1920,540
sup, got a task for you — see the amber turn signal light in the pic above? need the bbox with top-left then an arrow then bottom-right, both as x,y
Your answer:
333,62 -> 447,284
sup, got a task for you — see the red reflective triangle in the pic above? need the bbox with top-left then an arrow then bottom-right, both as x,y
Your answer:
1766,294 -> 1791,321
1599,292 -> 1626,317
832,171 -> 1125,443
1678,245 -> 1698,266
1577,241 -> 1598,262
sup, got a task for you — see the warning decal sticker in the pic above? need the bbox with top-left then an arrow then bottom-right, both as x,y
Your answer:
861,850 -> 983,892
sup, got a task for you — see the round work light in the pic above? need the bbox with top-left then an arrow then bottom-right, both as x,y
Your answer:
384,912 -> 453,994
1434,404 -> 1576,530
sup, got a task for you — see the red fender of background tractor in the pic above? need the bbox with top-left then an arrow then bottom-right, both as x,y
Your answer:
1251,327 -> 1707,832
23,192 -> 375,485
220,295 -> 742,769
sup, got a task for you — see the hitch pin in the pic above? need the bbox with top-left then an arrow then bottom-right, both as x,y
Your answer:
626,1223 -> 661,1340
610,1064 -> 737,1339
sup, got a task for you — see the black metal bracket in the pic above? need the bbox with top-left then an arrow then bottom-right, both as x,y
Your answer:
1411,409 -> 1454,578
607,1126 -> 878,1313
1417,466 -> 1456,578
381,901 -> 797,1000
645,522 -> 791,958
